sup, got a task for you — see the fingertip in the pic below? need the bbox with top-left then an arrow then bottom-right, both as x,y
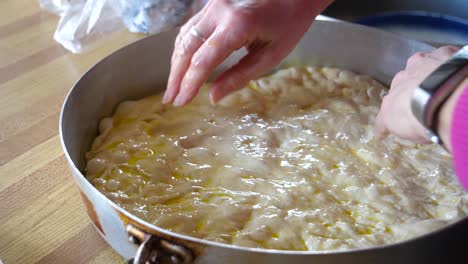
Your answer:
173,94 -> 186,106
162,90 -> 171,104
173,83 -> 202,106
209,93 -> 217,106
210,78 -> 243,104
373,113 -> 389,141
164,74 -> 181,104
162,84 -> 178,104
209,84 -> 224,105
374,129 -> 389,142
208,89 -> 217,105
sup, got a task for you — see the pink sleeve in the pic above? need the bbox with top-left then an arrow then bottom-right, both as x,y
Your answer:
451,85 -> 468,189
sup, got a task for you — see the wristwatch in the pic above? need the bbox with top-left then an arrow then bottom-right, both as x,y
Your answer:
411,45 -> 468,144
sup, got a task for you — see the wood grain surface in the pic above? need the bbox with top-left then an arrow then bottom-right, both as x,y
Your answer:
0,1 -> 146,263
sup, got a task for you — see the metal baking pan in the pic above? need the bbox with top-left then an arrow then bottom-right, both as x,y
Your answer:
60,20 -> 468,263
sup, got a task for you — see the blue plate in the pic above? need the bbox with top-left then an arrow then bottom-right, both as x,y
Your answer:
356,11 -> 468,46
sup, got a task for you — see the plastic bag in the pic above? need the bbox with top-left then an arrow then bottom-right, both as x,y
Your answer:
39,0 -> 206,53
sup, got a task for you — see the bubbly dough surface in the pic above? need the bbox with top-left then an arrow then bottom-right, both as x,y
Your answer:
86,67 -> 467,251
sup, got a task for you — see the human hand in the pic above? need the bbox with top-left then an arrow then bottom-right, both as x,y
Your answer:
374,46 -> 461,144
163,0 -> 332,106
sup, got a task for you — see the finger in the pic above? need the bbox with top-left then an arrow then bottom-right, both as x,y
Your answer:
389,70 -> 408,91
209,44 -> 286,103
373,96 -> 391,141
406,51 -> 428,69
163,14 -> 215,104
373,110 -> 390,141
173,23 -> 249,106
163,14 -> 202,103
431,45 -> 460,58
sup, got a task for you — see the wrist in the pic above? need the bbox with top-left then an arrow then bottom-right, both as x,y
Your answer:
411,46 -> 468,147
437,77 -> 468,152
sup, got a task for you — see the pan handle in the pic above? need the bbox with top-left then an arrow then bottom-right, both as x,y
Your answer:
127,224 -> 194,264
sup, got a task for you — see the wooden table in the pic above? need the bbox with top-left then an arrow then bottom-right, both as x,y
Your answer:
0,1 -> 146,263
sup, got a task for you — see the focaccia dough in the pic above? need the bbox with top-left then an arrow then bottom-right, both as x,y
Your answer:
86,67 -> 467,251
